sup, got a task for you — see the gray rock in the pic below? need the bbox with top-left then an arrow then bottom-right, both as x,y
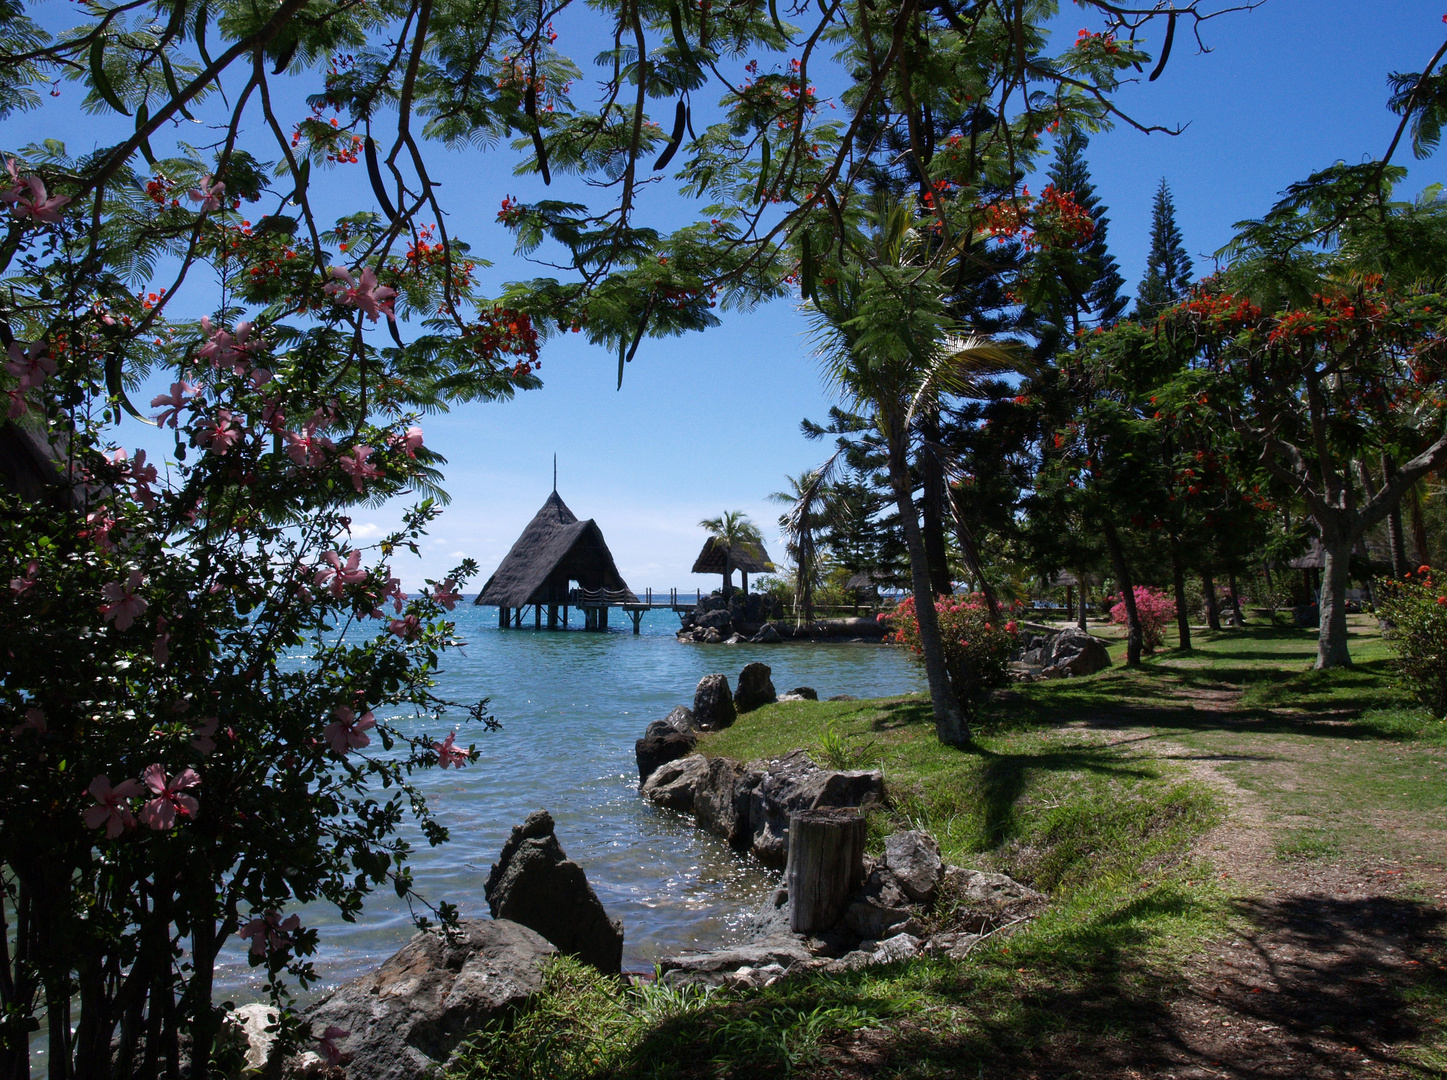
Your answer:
698,608 -> 733,630
843,866 -> 914,940
871,932 -> 923,963
698,627 -> 723,644
635,725 -> 697,785
640,753 -> 709,812
724,633 -> 746,644
925,931 -> 983,959
746,749 -> 886,867
217,1003 -> 278,1076
302,919 -> 554,1080
786,686 -> 818,700
693,674 -> 736,729
733,662 -> 777,713
939,866 -> 1046,930
484,811 -> 623,973
693,757 -> 760,848
658,938 -> 814,989
1041,627 -> 1111,678
661,706 -> 700,733
752,624 -> 783,644
884,830 -> 943,905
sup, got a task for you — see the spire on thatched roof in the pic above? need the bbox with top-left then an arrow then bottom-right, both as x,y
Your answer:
473,491 -> 636,607
690,535 -> 775,576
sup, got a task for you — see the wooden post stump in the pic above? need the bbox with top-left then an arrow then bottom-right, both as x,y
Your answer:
786,808 -> 866,934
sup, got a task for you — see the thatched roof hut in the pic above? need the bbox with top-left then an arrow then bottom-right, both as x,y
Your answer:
690,536 -> 775,578
473,490 -> 636,608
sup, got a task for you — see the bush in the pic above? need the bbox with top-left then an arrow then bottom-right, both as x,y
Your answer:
1108,586 -> 1177,651
1377,568 -> 1447,716
886,594 -> 1020,702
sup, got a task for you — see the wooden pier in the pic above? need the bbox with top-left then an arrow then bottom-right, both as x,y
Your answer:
495,587 -> 701,634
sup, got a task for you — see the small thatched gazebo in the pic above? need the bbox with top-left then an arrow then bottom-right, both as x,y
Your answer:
691,536 -> 775,596
474,490 -> 636,629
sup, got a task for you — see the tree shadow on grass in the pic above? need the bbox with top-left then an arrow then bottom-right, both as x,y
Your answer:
608,886 -> 1447,1079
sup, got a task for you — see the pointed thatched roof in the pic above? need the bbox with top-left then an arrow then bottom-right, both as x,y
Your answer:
691,535 -> 775,576
473,491 -> 636,607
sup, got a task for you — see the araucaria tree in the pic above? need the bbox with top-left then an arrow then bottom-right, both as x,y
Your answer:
1136,179 -> 1195,319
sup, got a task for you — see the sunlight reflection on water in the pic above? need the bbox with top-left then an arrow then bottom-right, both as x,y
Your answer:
216,605 -> 921,1001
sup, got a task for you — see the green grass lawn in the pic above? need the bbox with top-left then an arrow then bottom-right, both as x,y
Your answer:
452,619 -> 1447,1079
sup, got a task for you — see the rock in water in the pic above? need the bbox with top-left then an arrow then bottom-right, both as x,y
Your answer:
785,686 -> 818,700
747,750 -> 886,867
884,830 -> 943,904
484,810 -> 624,974
693,757 -> 759,848
641,753 -> 710,811
635,724 -> 697,785
734,662 -> 777,713
302,919 -> 554,1080
693,674 -> 737,729
660,706 -> 699,732
752,624 -> 783,644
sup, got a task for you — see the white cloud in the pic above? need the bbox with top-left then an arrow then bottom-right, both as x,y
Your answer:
350,523 -> 385,539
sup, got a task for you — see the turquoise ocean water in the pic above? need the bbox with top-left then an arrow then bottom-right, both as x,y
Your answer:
216,603 -> 923,999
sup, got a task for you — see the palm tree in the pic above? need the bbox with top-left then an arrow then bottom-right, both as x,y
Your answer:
698,510 -> 765,596
771,455 -> 840,625
807,199 -> 1022,746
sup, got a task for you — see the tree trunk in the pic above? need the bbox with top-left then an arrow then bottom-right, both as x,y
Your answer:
1226,571 -> 1244,627
890,447 -> 969,744
919,416 -> 953,598
1169,537 -> 1191,651
1077,577 -> 1089,630
1316,529 -> 1355,668
1382,453 -> 1410,577
741,570 -> 749,596
786,809 -> 866,933
1102,521 -> 1142,666
1202,572 -> 1221,631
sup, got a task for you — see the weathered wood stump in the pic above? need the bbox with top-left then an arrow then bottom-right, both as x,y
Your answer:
786,808 -> 866,933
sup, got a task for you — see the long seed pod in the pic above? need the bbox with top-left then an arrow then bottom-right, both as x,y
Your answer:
755,134 -> 771,203
1149,11 -> 1176,82
768,0 -> 787,39
194,3 -> 213,69
669,2 -> 691,57
801,230 -> 816,302
365,137 -> 398,221
388,316 -> 405,348
653,99 -> 687,171
524,82 -> 553,185
105,351 -> 145,421
89,38 -> 129,116
935,0 -> 969,34
161,55 -> 195,121
271,35 -> 299,75
135,102 -> 156,165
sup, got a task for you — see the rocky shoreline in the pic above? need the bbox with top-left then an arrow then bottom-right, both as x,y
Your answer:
232,662 -> 1050,1078
676,591 -> 890,645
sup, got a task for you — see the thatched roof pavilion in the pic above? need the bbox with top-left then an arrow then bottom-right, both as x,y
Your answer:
691,536 -> 775,594
474,490 -> 636,610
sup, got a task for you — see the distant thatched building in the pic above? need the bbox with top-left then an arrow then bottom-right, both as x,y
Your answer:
691,536 -> 774,595
474,490 -> 636,628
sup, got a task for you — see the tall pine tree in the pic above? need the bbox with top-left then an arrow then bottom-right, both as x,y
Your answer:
1135,179 -> 1194,318
1025,128 -> 1128,353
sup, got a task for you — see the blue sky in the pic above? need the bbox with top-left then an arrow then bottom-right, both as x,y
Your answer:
12,0 -> 1446,591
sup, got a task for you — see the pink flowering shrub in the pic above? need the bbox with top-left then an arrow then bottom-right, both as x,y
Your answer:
886,594 -> 1021,702
1377,568 -> 1447,715
1109,586 -> 1177,651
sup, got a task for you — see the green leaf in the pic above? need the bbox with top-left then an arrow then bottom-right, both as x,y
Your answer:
89,37 -> 130,116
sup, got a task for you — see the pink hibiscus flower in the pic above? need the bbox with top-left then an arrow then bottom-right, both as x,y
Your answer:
323,266 -> 396,322
315,550 -> 368,597
139,764 -> 200,830
100,569 -> 148,630
84,774 -> 144,837
433,731 -> 469,769
338,445 -> 382,493
324,706 -> 375,754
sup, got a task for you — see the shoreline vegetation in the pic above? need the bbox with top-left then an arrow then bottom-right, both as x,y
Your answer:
450,615 -> 1447,1079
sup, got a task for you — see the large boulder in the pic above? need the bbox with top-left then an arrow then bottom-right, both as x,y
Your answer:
752,624 -> 783,644
657,938 -> 814,990
692,757 -> 760,848
746,749 -> 886,867
483,811 -> 624,974
734,662 -> 778,713
698,608 -> 733,630
1041,627 -> 1111,678
884,830 -> 943,905
301,919 -> 555,1080
640,753 -> 710,812
635,724 -> 697,785
693,674 -> 737,729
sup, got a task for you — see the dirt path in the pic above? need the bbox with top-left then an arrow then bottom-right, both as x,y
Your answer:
1075,686 -> 1447,1079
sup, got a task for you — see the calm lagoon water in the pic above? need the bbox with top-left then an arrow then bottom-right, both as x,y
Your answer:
217,604 -> 922,999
